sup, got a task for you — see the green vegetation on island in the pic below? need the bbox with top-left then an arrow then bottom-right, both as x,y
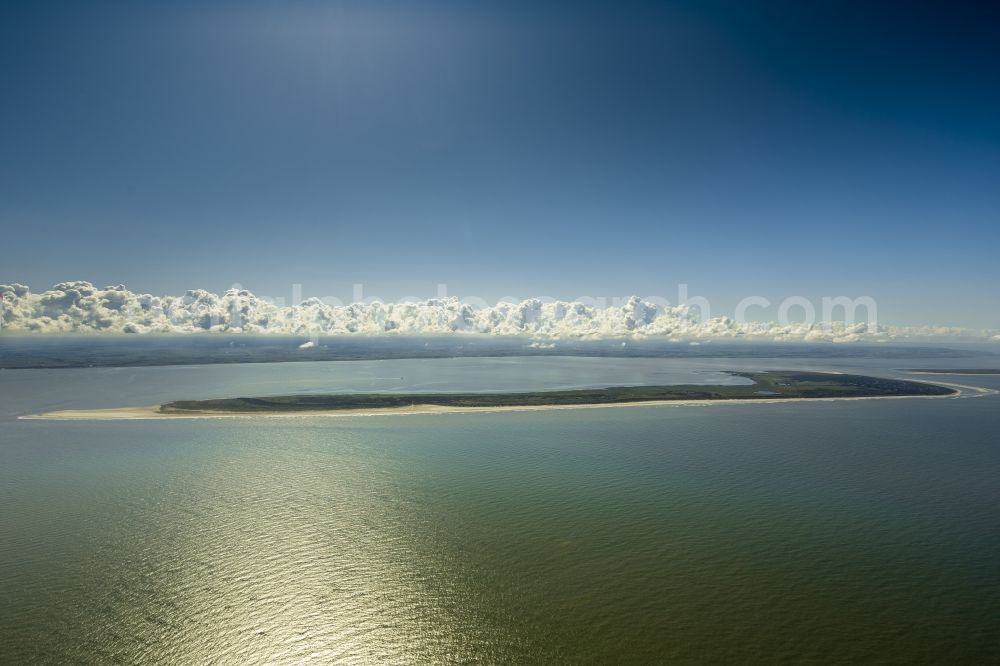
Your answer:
159,372 -> 955,413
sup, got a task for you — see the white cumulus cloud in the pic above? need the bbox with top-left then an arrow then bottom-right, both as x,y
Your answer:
0,281 -> 996,343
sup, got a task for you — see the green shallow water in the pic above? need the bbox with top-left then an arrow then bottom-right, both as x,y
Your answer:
2,359 -> 999,663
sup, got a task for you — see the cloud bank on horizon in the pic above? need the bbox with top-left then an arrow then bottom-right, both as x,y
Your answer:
1,281 -> 997,343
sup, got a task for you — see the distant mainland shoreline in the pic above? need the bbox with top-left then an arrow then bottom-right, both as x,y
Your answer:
901,369 -> 1000,375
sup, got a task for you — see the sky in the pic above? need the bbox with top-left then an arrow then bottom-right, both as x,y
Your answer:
1,0 -> 998,328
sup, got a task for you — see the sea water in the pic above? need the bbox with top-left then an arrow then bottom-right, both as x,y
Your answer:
1,354 -> 998,663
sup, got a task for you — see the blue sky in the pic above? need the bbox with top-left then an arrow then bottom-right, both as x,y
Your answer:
1,1 -> 998,327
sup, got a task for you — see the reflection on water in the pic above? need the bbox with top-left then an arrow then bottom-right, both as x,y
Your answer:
2,357 -> 999,663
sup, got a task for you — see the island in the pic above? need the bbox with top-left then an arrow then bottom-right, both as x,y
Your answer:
20,372 -> 960,420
